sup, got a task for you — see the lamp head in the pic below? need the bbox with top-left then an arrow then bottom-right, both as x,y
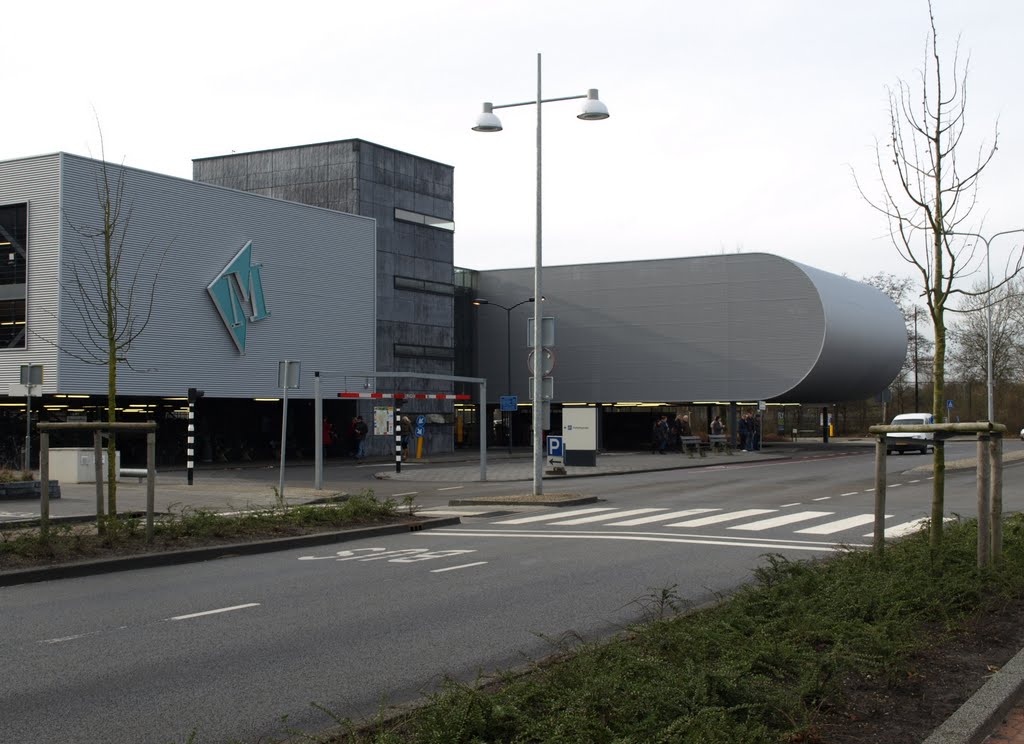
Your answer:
472,298 -> 489,306
472,102 -> 503,132
578,89 -> 610,121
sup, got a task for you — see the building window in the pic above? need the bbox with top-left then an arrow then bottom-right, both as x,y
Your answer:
394,208 -> 454,232
394,343 -> 455,361
0,203 -> 27,348
394,276 -> 455,296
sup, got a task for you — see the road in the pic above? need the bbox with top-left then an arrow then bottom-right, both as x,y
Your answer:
1,441 -> 1019,743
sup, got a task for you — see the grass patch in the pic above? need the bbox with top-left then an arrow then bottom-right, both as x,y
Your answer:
0,490 -> 398,569
320,515 -> 1024,743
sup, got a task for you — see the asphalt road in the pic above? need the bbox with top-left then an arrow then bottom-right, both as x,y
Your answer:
1,440 -> 1019,744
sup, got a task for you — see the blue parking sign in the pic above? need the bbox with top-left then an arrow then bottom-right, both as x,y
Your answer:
547,436 -> 564,458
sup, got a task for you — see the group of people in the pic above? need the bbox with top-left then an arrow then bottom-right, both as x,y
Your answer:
651,412 -> 760,453
651,413 -> 695,454
321,414 -> 415,460
322,415 -> 369,459
738,412 -> 760,451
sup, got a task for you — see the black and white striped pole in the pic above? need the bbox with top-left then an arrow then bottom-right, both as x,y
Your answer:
395,402 -> 403,474
187,387 -> 204,485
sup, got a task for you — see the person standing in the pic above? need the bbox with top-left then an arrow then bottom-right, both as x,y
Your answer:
322,418 -> 336,458
400,414 -> 412,461
354,415 -> 369,459
739,413 -> 751,451
652,415 -> 670,454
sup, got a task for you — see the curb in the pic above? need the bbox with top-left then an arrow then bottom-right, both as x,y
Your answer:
923,640 -> 1024,743
0,516 -> 461,587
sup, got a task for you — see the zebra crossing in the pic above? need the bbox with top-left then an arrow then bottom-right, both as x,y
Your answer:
490,506 -> 935,539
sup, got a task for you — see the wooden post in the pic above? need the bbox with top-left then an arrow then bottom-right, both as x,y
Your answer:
39,432 -> 49,541
991,433 -> 1003,563
976,433 -> 991,569
873,435 -> 887,555
146,431 -> 156,544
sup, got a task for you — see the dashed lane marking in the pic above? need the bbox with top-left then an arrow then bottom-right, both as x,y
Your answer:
167,603 -> 261,622
394,491 -> 419,498
779,503 -> 801,508
813,496 -> 831,501
840,492 -> 859,497
430,561 -> 489,573
436,486 -> 464,492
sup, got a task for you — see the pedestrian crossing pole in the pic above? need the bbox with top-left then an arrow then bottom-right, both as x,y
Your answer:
395,403 -> 403,474
187,387 -> 204,485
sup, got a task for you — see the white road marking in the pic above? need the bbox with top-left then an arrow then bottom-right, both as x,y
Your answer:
890,483 -> 903,488
548,508 -> 665,526
813,496 -> 831,501
908,480 -> 921,484
729,511 -> 833,531
422,530 -> 849,552
605,508 -> 719,526
864,517 -> 954,538
779,502 -> 801,508
667,509 -> 776,527
840,492 -> 859,497
796,514 -> 885,535
167,603 -> 260,621
430,561 -> 489,573
39,630 -> 104,645
436,486 -> 464,492
494,507 -> 616,525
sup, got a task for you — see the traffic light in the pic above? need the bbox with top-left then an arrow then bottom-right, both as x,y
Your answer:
188,387 -> 205,404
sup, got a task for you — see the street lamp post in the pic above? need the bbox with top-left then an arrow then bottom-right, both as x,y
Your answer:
472,52 -> 609,496
948,229 -> 1024,422
472,297 -> 536,454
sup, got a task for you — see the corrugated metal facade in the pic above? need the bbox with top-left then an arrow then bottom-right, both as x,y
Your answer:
0,154 -> 62,394
2,153 -> 376,399
474,254 -> 906,404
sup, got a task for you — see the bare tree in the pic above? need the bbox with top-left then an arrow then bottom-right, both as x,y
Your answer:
854,2 -> 1023,549
949,278 -> 1024,391
862,272 -> 934,412
59,130 -> 165,521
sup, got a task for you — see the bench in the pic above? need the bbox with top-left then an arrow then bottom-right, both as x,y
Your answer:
707,434 -> 731,454
120,468 -> 153,483
679,436 -> 705,457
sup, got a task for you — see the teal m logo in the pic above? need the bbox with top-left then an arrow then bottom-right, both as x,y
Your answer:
207,241 -> 270,353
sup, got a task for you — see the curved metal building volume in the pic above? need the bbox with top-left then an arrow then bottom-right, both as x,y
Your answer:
473,253 -> 907,405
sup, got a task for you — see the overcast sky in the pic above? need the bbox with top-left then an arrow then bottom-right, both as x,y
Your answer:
5,1 -> 1021,288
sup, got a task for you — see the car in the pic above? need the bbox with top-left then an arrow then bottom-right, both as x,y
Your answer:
886,413 -> 935,455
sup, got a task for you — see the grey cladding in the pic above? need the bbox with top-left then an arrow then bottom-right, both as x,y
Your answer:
474,254 -> 906,404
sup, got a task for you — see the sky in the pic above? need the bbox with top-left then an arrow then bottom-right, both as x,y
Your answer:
4,0 -> 1022,288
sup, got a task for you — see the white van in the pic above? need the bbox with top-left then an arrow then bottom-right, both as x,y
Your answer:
886,413 -> 935,455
